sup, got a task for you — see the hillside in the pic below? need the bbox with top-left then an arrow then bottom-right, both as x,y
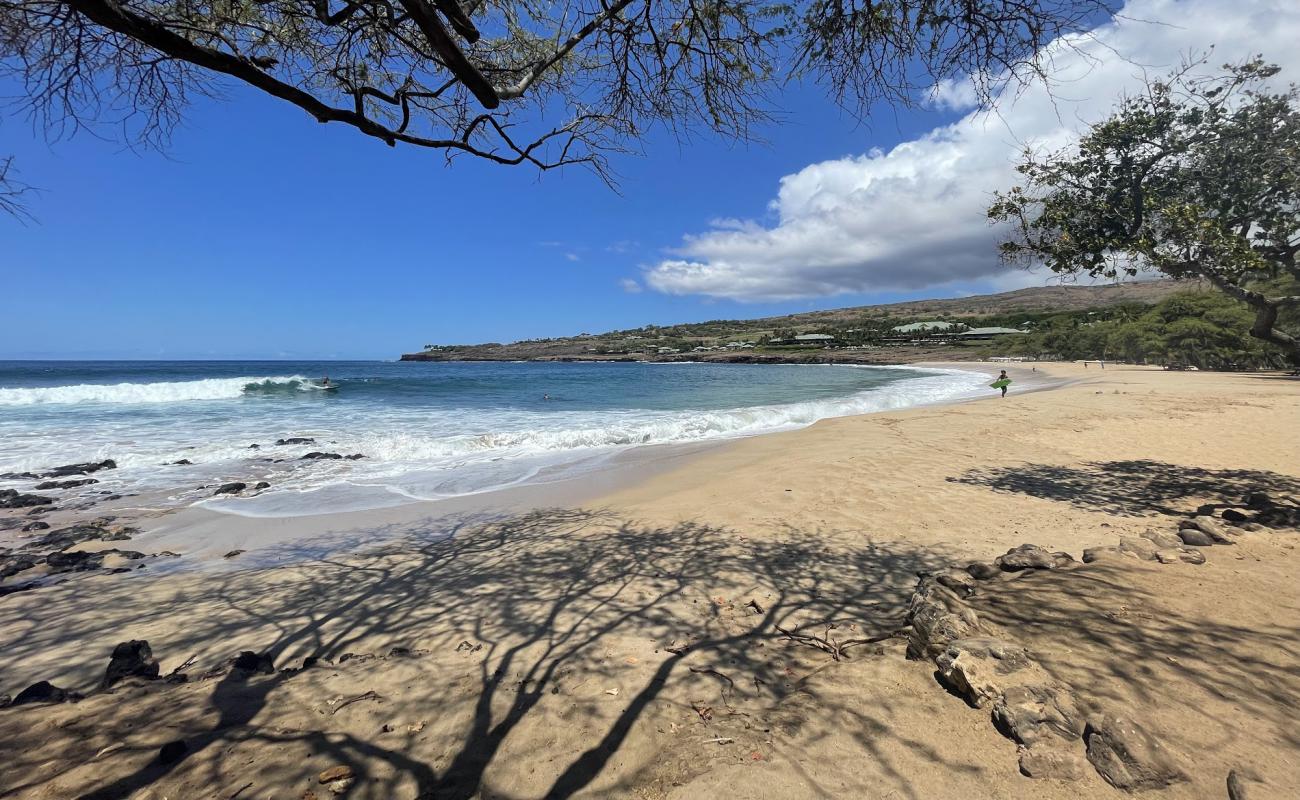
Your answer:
400,279 -> 1196,364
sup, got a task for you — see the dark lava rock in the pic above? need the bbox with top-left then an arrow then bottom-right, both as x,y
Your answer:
248,443 -> 261,449
231,651 -> 275,675
276,437 -> 316,446
40,460 -> 116,478
0,582 -> 39,597
1243,492 -> 1274,509
157,740 -> 188,765
21,521 -> 50,532
24,524 -> 128,552
101,640 -> 161,689
34,478 -> 99,490
214,482 -> 247,495
11,680 -> 80,706
26,506 -> 52,515
223,549 -> 246,559
1221,508 -> 1250,523
44,551 -> 105,572
302,452 -> 344,460
170,459 -> 193,465
0,489 -> 54,509
1,554 -> 37,578
252,481 -> 270,490
0,472 -> 38,480
345,454 -> 366,460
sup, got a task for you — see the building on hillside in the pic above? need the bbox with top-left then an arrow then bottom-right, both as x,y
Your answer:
959,327 -> 1030,340
891,321 -> 962,333
793,334 -> 836,344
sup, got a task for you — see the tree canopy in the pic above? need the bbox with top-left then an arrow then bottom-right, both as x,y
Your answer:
1,0 -> 1108,189
989,59 -> 1300,365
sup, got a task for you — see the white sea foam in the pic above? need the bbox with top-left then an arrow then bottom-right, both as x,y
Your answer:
0,376 -> 311,406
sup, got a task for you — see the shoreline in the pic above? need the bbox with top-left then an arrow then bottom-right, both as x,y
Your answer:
1,362 -> 1297,799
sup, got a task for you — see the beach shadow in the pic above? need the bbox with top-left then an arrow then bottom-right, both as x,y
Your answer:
948,460 -> 1300,517
2,508 -> 969,800
970,560 -> 1300,756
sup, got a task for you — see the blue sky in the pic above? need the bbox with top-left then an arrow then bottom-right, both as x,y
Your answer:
1,79 -> 962,359
3,0 -> 1297,359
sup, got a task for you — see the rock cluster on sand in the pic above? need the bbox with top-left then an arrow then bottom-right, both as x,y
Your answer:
906,542 -> 1192,789
0,489 -> 53,509
0,523 -> 175,596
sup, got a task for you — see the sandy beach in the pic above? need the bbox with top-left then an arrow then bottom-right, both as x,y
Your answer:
1,362 -> 1298,800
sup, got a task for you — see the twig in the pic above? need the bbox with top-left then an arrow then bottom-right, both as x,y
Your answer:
229,783 -> 253,799
689,665 -> 736,707
330,690 -> 383,714
773,623 -> 894,661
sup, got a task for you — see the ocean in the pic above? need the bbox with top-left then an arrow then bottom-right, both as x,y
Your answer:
0,360 -> 991,516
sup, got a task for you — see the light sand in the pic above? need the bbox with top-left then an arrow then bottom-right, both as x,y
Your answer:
0,363 -> 1297,800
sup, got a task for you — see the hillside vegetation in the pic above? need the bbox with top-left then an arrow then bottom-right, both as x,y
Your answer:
402,279 -> 1295,369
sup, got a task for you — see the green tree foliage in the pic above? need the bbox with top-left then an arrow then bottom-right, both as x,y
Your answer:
986,291 -> 1282,369
1,0 -> 1107,196
989,59 -> 1300,364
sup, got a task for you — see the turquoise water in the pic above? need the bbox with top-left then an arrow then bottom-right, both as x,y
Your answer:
0,360 -> 989,515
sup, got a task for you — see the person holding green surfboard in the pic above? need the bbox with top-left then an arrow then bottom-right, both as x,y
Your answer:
991,370 -> 1012,397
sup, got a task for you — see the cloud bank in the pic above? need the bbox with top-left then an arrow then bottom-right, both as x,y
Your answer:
645,0 -> 1300,301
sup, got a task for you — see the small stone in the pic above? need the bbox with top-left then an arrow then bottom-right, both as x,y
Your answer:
1221,508 -> 1250,522
223,550 -> 246,559
1177,548 -> 1206,565
301,452 -> 344,460
328,778 -> 354,795
214,482 -> 246,496
1227,768 -> 1250,800
252,482 -> 270,490
1018,746 -> 1089,780
1153,549 -> 1183,564
1082,546 -> 1121,563
21,521 -> 50,532
157,740 -> 188,765
276,437 -> 316,446
318,765 -> 355,784
966,562 -> 1001,580
170,459 -> 193,465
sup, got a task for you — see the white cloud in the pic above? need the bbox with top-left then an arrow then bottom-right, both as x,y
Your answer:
565,252 -> 580,262
645,0 -> 1300,301
619,278 -> 643,293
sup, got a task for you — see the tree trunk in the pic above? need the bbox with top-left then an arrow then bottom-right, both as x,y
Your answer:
1248,302 -> 1300,367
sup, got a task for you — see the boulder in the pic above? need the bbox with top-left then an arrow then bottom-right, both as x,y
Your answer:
1177,528 -> 1215,547
345,454 -> 366,460
1117,536 -> 1159,561
214,482 -> 246,496
21,521 -> 50,532
301,452 -> 344,460
276,437 -> 316,446
1179,517 -> 1235,543
40,460 -> 116,478
1084,714 -> 1188,791
1177,548 -> 1206,565
170,459 -> 193,465
252,482 -> 270,490
11,680 -> 80,706
992,684 -> 1084,748
994,544 -> 1062,571
0,489 -> 53,509
1221,508 -> 1250,523
44,550 -> 105,572
966,562 -> 1001,580
25,524 -> 128,552
905,579 -> 986,661
1256,505 -> 1300,528
1139,530 -> 1184,549
101,640 -> 161,689
1243,492 -> 1273,510
935,637 -> 1032,708
932,568 -> 977,596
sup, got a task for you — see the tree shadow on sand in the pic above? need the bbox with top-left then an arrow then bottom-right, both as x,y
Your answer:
948,460 -> 1300,517
1,508 -> 977,800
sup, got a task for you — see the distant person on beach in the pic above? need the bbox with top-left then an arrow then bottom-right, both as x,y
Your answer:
997,370 -> 1009,397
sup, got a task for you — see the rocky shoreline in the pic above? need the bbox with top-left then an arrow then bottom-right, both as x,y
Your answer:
397,347 -> 980,365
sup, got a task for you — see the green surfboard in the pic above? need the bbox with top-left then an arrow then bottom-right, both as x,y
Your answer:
990,378 -> 1012,389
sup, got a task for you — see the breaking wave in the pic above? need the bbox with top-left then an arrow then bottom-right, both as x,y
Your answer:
0,376 -> 314,406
